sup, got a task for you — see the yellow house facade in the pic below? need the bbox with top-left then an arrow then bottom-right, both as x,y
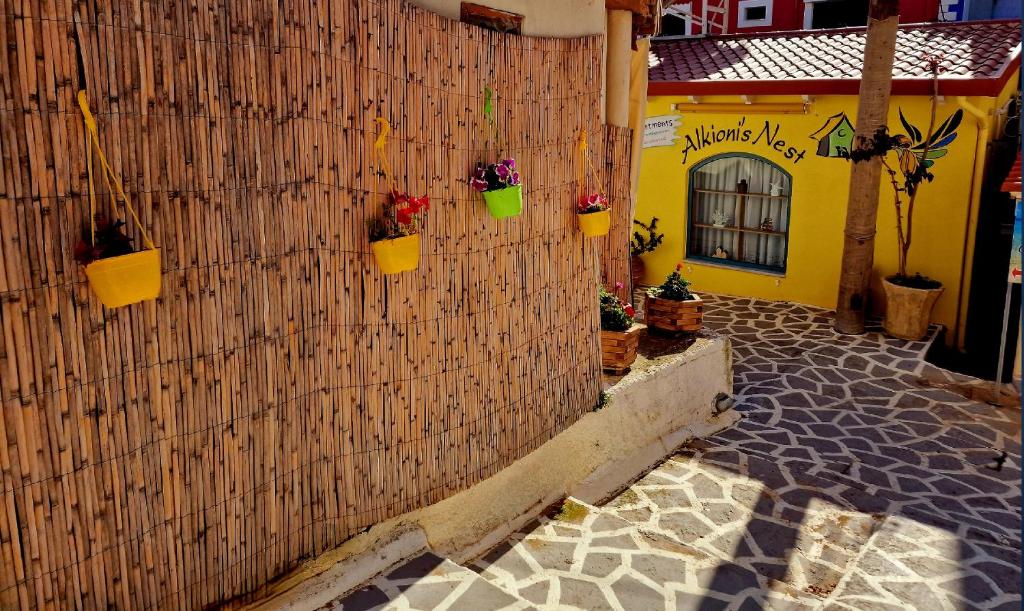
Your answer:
636,21 -> 1020,347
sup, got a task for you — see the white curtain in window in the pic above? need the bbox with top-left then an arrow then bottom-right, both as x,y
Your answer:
689,155 -> 789,270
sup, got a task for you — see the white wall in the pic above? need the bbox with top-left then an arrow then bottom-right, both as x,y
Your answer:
408,0 -> 606,36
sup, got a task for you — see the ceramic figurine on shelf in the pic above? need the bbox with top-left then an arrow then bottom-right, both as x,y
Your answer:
712,246 -> 729,259
711,208 -> 731,227
760,217 -> 774,232
769,182 -> 783,197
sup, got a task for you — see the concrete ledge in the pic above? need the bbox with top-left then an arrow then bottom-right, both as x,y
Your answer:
246,331 -> 736,609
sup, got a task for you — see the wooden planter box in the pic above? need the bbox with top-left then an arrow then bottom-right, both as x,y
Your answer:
645,294 -> 704,334
600,323 -> 645,373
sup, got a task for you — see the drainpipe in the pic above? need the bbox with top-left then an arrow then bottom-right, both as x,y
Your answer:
953,95 -> 990,351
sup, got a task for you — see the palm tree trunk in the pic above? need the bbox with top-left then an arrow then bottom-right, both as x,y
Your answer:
834,0 -> 900,334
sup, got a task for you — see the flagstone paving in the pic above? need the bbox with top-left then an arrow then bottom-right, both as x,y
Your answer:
325,295 -> 1021,610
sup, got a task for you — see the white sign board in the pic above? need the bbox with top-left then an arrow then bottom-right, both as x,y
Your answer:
643,114 -> 682,149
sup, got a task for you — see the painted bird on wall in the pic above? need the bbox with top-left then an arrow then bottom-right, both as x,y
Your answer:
892,108 -> 965,178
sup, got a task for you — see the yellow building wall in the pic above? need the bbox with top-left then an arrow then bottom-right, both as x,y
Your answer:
636,89 -> 1014,341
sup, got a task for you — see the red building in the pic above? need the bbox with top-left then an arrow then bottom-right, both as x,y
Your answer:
662,0 -> 940,37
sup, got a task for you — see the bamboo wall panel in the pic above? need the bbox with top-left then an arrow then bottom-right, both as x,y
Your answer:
0,1 -> 619,607
601,125 -> 635,299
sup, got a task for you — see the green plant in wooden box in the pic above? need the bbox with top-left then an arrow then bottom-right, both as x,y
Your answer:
600,283 -> 644,373
645,264 -> 704,334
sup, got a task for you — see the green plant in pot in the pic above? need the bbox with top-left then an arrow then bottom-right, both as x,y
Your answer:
645,264 -> 704,334
630,217 -> 664,288
470,159 -> 523,219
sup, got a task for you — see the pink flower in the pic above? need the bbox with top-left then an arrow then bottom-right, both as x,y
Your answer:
470,177 -> 488,192
614,282 -> 624,290
501,159 -> 516,170
510,171 -> 520,185
495,163 -> 510,180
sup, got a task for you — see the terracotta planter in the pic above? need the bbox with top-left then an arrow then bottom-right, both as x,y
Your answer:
600,323 -> 645,373
882,278 -> 943,340
630,256 -> 645,288
645,294 -> 704,334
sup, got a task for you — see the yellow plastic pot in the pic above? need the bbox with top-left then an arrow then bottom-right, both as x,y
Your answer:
577,209 -> 611,237
371,234 -> 420,275
84,249 -> 162,308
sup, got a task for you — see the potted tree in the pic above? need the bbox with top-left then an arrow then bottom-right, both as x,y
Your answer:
645,264 -> 704,334
630,217 -> 664,288
369,190 -> 429,275
470,158 -> 522,219
577,193 -> 611,238
600,282 -> 644,373
875,58 -> 959,339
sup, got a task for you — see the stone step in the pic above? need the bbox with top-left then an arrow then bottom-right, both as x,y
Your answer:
604,445 -> 1020,610
321,444 -> 1021,610
324,552 -> 533,611
468,496 -> 824,609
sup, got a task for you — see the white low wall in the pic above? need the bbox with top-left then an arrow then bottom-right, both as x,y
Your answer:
248,333 -> 737,609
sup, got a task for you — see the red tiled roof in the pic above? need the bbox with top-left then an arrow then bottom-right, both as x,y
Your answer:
1002,153 -> 1021,194
649,20 -> 1021,96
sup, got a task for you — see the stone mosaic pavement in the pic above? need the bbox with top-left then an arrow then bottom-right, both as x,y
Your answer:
325,295 -> 1021,610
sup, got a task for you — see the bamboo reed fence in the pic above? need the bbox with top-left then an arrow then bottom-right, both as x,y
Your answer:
601,126 -> 634,300
0,0 -> 631,608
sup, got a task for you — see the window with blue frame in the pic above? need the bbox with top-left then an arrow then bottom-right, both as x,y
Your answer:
686,154 -> 791,274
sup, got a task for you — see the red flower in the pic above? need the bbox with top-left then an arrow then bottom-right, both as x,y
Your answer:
675,263 -> 683,272
396,208 -> 413,225
624,304 -> 635,317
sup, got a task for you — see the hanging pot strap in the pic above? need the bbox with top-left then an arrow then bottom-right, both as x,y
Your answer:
577,129 -> 604,198
482,86 -> 503,157
77,90 -> 156,251
373,117 -> 398,193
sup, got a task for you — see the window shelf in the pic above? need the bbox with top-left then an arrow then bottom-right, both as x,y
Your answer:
691,188 -> 789,199
692,223 -> 786,236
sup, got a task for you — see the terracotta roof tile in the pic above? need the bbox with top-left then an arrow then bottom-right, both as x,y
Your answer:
649,20 -> 1021,96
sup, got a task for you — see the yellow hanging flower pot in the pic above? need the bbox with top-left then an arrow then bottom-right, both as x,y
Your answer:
577,191 -> 611,238
85,249 -> 162,308
76,91 -> 162,308
369,119 -> 429,275
575,132 -> 610,238
371,234 -> 421,275
578,209 -> 611,238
